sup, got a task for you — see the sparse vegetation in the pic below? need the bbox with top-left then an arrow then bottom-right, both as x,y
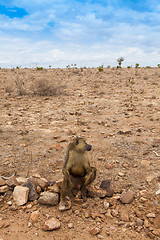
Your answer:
98,65 -> 104,72
5,71 -> 66,97
157,64 -> 160,68
135,63 -> 140,68
33,78 -> 65,96
117,57 -> 124,68
36,66 -> 44,70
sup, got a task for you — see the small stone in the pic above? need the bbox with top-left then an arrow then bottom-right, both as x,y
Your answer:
103,200 -> 110,210
30,210 -> 40,224
105,209 -> 113,218
117,129 -> 132,135
0,178 -> 5,186
97,234 -> 104,239
141,160 -> 150,168
16,177 -> 28,185
118,172 -> 125,177
36,186 -> 42,194
99,179 -> 114,197
146,175 -> 157,184
48,184 -> 60,193
7,201 -> 12,206
6,176 -> 18,187
87,185 -> 107,198
140,197 -> 147,203
90,227 -> 101,235
120,209 -> 129,222
144,219 -> 150,228
38,192 -> 59,206
35,177 -> 48,190
23,179 -> 39,201
13,186 -> 29,205
146,213 -> 156,218
10,205 -> 18,211
155,189 -> 160,195
74,210 -> 80,215
85,211 -> 91,218
0,185 -> 9,193
32,173 -> 41,178
136,218 -> 143,226
111,209 -> 118,217
68,223 -> 73,229
42,218 -> 61,231
120,190 -> 135,204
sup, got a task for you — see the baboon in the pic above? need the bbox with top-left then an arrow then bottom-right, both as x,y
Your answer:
59,137 -> 96,211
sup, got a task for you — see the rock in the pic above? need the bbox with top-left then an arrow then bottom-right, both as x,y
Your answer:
32,173 -> 41,178
31,177 -> 49,190
0,185 -> 9,193
6,176 -> 18,187
120,190 -> 135,204
146,213 -> 156,218
105,209 -> 113,218
155,189 -> 160,195
99,179 -> 114,197
56,179 -> 63,188
4,190 -> 13,198
30,210 -> 40,224
23,179 -> 39,201
47,184 -> 60,193
111,209 -> 118,217
68,223 -> 73,229
0,178 -> 5,186
87,185 -> 107,198
120,209 -> 129,222
136,218 -> 143,226
13,186 -> 29,205
90,227 -> 101,235
118,172 -> 125,177
146,175 -> 157,184
117,128 -> 132,135
144,219 -> 150,228
141,160 -> 150,168
16,177 -> 28,185
97,235 -> 104,239
139,197 -> 147,203
36,186 -> 42,194
38,192 -> 59,205
42,218 -> 61,231
103,200 -> 110,210
85,210 -> 91,218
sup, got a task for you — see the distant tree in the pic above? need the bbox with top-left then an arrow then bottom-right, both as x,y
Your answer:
135,63 -> 140,68
117,57 -> 124,68
157,64 -> 160,68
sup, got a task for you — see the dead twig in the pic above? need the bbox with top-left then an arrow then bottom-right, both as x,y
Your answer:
0,172 -> 16,180
153,151 -> 160,157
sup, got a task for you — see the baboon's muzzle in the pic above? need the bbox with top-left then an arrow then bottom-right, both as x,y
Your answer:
86,144 -> 92,151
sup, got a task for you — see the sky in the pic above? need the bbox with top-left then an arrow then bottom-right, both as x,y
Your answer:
0,0 -> 160,68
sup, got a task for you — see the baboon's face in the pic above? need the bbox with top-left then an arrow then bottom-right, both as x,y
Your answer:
75,138 -> 92,152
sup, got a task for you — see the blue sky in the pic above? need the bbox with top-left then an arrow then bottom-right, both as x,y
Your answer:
0,0 -> 160,68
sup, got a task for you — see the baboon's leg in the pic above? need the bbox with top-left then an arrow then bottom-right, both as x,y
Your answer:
59,173 -> 72,211
81,167 -> 97,200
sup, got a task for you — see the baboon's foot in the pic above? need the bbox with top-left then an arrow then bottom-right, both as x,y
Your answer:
74,191 -> 84,203
59,198 -> 71,211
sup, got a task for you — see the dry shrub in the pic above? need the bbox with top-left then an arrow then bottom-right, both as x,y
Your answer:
32,78 -> 65,96
5,71 -> 66,97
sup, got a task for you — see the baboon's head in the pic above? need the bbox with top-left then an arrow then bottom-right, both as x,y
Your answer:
69,137 -> 92,153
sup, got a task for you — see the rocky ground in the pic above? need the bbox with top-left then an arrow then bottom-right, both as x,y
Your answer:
0,67 -> 159,240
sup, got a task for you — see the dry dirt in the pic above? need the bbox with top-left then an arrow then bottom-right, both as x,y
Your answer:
0,67 -> 160,240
